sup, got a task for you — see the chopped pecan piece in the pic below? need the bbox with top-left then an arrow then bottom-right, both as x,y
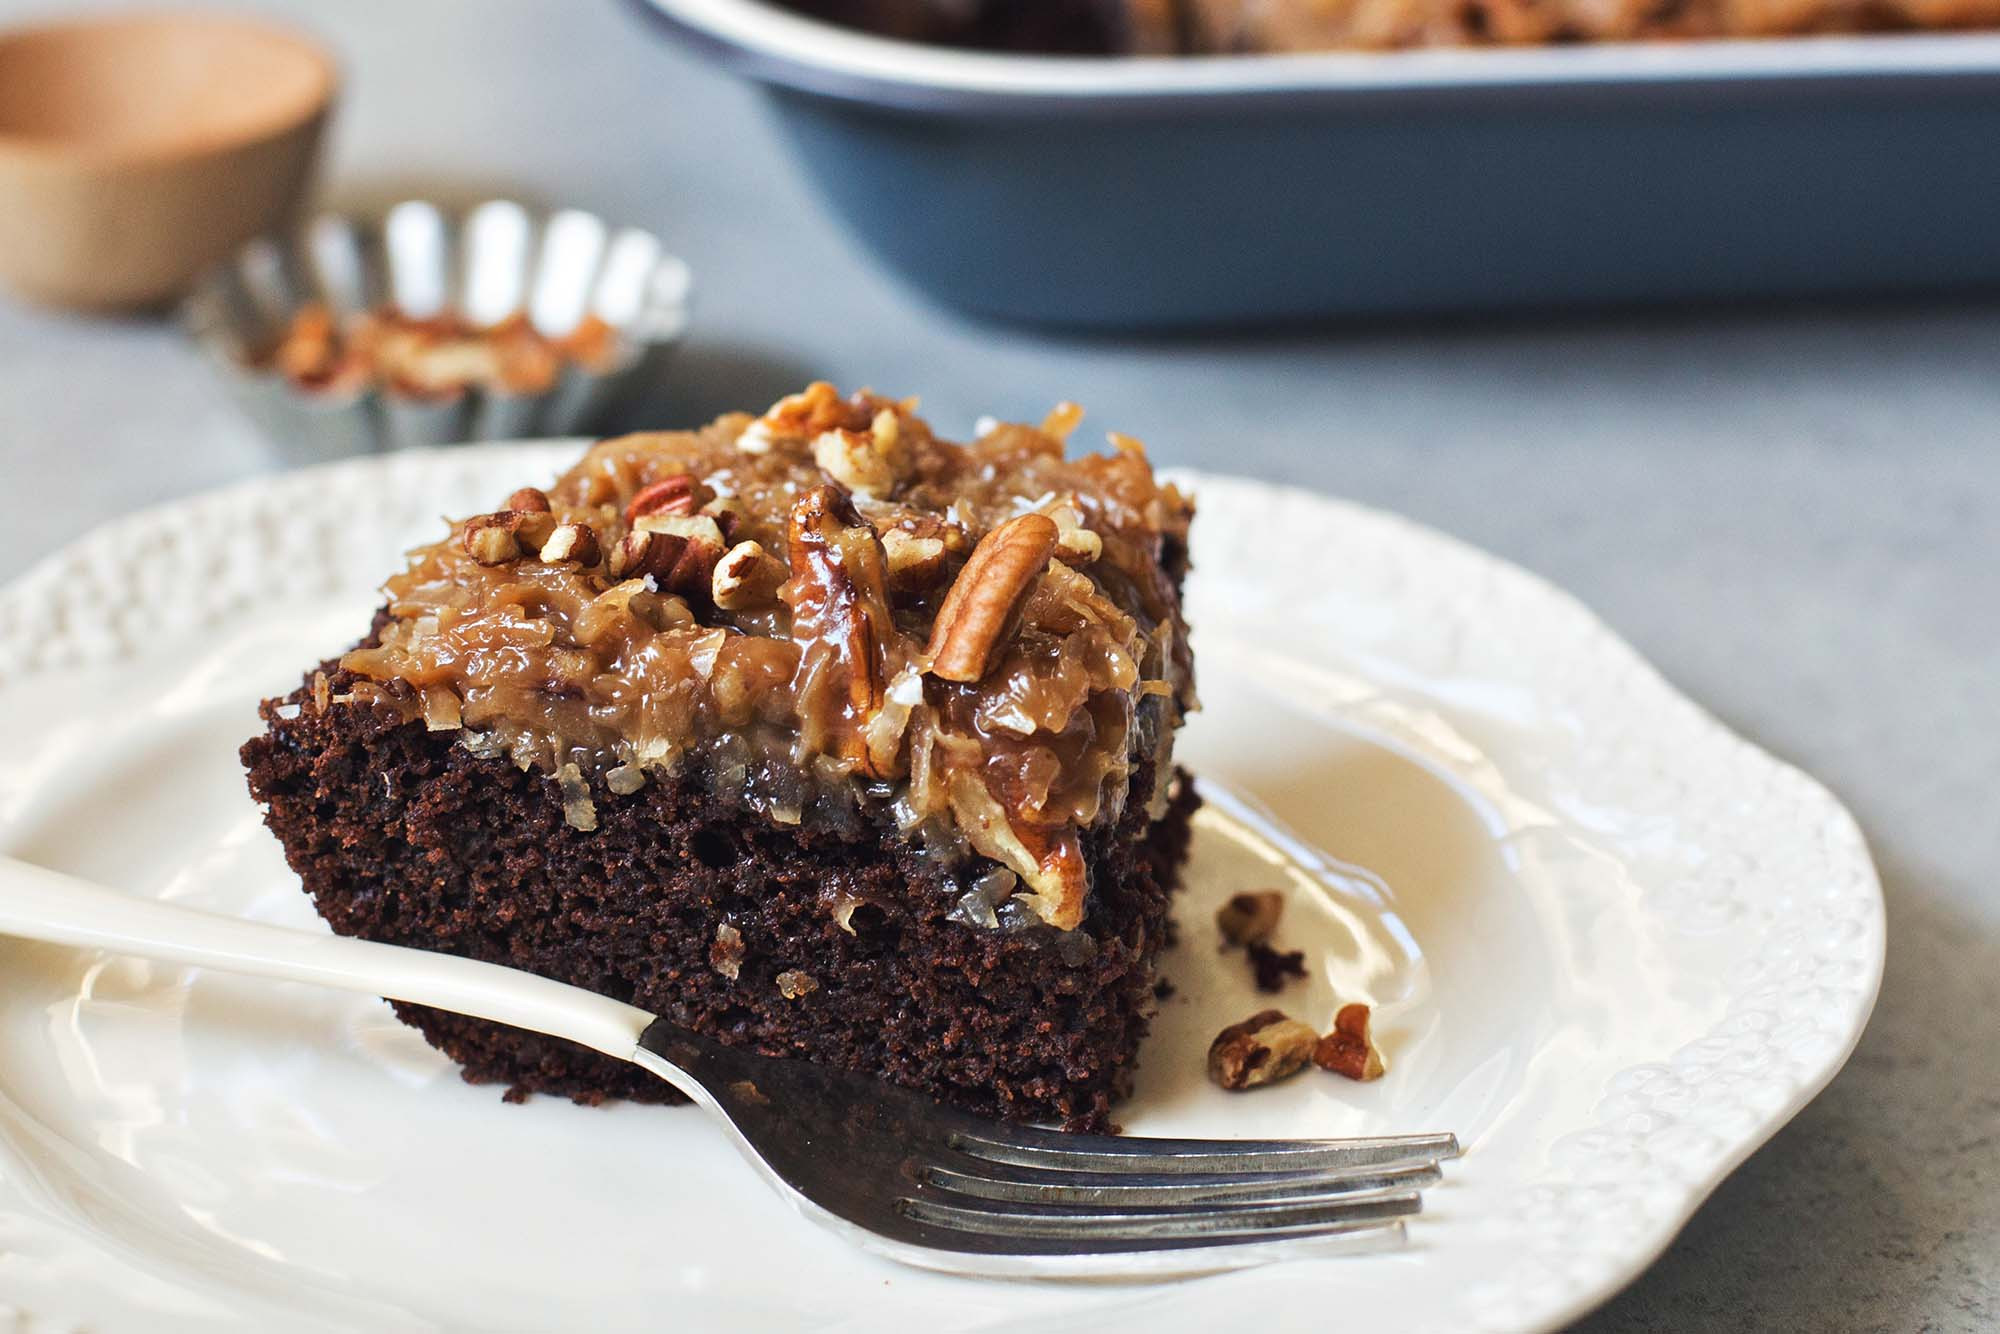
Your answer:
710,923 -> 745,981
514,510 -> 557,552
880,527 -> 949,591
606,528 -> 682,583
462,513 -> 523,565
610,515 -> 724,594
538,521 -> 601,566
505,486 -> 552,514
926,513 -> 1059,683
1018,825 -> 1088,932
763,379 -> 874,440
625,473 -> 710,524
1216,890 -> 1284,946
1207,1010 -> 1318,1091
813,410 -> 909,498
1313,1003 -> 1387,1082
556,761 -> 596,832
637,512 -> 727,559
700,495 -> 748,544
711,539 -> 786,611
787,485 -> 898,777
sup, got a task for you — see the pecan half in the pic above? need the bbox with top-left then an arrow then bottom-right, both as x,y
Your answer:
925,513 -> 1059,683
1313,1003 -> 1386,1082
787,485 -> 897,777
1208,1010 -> 1319,1091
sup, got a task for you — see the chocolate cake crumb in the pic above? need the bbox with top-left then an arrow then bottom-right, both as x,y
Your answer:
1247,941 -> 1307,992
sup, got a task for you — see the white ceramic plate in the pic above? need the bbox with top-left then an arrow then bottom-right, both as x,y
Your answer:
0,447 -> 1882,1333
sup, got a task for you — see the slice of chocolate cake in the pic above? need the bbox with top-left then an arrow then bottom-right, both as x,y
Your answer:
243,384 -> 1196,1130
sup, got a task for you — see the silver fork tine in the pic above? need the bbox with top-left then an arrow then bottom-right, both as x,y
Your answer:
900,1218 -> 1413,1258
948,1126 -> 1462,1176
920,1159 -> 1443,1207
899,1188 -> 1424,1241
635,1017 -> 1457,1260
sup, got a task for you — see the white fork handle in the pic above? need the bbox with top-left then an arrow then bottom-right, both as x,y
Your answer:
0,855 -> 657,1067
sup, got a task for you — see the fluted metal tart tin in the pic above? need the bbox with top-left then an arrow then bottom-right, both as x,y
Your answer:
631,0 -> 2000,329
184,200 -> 693,464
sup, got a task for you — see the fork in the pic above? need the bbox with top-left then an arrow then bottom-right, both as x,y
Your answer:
0,855 -> 1458,1277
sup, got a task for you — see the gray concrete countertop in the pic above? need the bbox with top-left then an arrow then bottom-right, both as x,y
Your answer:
1,1 -> 1993,1328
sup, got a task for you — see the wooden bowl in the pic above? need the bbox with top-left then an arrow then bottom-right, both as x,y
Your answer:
0,12 -> 335,311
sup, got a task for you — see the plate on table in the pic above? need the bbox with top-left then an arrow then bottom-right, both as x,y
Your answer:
0,445 -> 1883,1332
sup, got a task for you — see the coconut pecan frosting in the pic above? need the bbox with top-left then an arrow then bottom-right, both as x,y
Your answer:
335,384 -> 1196,931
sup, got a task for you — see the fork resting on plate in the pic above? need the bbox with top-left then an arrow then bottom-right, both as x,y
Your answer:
0,855 -> 1458,1277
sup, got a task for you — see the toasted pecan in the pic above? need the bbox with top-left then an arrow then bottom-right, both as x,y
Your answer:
505,486 -> 552,514
1313,1003 -> 1387,1081
711,539 -> 787,611
625,473 -> 709,525
462,513 -> 523,565
1208,1010 -> 1318,1091
538,521 -> 601,566
925,513 -> 1059,684
1020,826 -> 1088,932
880,527 -> 949,591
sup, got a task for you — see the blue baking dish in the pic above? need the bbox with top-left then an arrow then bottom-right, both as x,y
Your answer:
634,0 -> 2000,328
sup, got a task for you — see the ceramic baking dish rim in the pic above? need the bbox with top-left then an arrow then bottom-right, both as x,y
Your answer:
637,0 -> 2000,113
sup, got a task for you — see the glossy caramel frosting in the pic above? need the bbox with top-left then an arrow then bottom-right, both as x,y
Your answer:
334,384 -> 1194,929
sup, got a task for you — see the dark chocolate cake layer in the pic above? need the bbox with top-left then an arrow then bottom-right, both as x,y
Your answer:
243,666 -> 1196,1131
244,387 -> 1199,1130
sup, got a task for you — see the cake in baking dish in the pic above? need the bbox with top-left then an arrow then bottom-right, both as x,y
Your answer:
779,0 -> 2000,52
